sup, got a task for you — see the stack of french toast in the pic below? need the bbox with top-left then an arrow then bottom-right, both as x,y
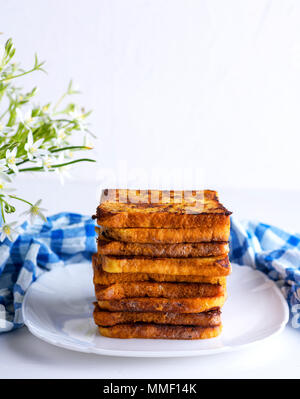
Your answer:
92,189 -> 232,340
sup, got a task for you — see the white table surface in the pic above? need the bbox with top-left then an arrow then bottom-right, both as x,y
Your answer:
1,176 -> 300,379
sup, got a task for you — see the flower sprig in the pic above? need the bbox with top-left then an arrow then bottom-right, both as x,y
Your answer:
0,37 -> 96,241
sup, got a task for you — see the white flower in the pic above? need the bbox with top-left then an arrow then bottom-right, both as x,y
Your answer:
56,165 -> 72,185
0,159 -> 7,173
0,175 -> 15,195
64,150 -> 74,159
55,154 -> 72,185
5,147 -> 18,174
69,108 -> 87,132
0,221 -> 19,242
70,108 -> 84,121
53,129 -> 67,145
83,134 -> 93,149
0,168 -> 12,194
24,131 -> 45,160
16,108 -> 34,126
0,171 -> 11,182
20,199 -> 47,224
40,104 -> 51,121
40,155 -> 55,171
0,124 -> 14,138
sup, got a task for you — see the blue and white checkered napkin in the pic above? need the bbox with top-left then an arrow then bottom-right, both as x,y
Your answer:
0,213 -> 96,333
230,218 -> 300,325
0,214 -> 299,333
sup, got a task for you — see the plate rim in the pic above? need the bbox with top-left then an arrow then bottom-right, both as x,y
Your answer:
22,262 -> 290,358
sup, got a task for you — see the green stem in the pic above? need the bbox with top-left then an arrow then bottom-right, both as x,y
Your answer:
53,119 -> 76,125
8,195 -> 33,207
0,66 -> 43,83
49,146 -> 92,153
14,147 -> 91,167
53,93 -> 67,112
0,108 -> 9,121
16,158 -> 96,172
16,159 -> 30,167
0,199 -> 6,224
52,158 -> 96,168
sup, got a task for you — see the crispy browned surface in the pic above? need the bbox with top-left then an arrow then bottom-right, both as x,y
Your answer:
94,189 -> 231,228
97,231 -> 229,257
93,304 -> 221,327
98,294 -> 226,313
102,221 -> 230,243
101,255 -> 231,277
92,255 -> 227,284
95,281 -> 225,300
98,323 -> 223,339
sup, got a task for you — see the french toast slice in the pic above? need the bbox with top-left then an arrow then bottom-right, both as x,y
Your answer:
97,230 -> 229,257
101,255 -> 231,277
93,303 -> 221,327
102,225 -> 230,243
98,324 -> 222,339
94,189 -> 231,228
94,281 -> 225,300
98,294 -> 226,313
92,255 -> 227,284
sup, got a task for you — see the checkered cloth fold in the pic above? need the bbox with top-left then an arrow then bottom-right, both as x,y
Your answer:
230,218 -> 300,326
0,213 -> 96,333
0,214 -> 299,333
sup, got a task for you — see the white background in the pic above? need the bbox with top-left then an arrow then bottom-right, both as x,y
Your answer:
1,0 -> 300,191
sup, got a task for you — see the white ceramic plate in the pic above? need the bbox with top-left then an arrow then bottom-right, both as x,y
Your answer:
23,262 -> 289,357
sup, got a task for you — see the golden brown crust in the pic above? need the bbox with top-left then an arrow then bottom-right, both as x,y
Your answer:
98,294 -> 226,313
101,255 -> 231,277
93,304 -> 222,327
92,189 -> 230,341
94,281 -> 225,300
97,232 -> 229,257
92,255 -> 227,284
101,218 -> 230,243
94,189 -> 231,228
97,213 -> 231,231
98,323 -> 223,339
